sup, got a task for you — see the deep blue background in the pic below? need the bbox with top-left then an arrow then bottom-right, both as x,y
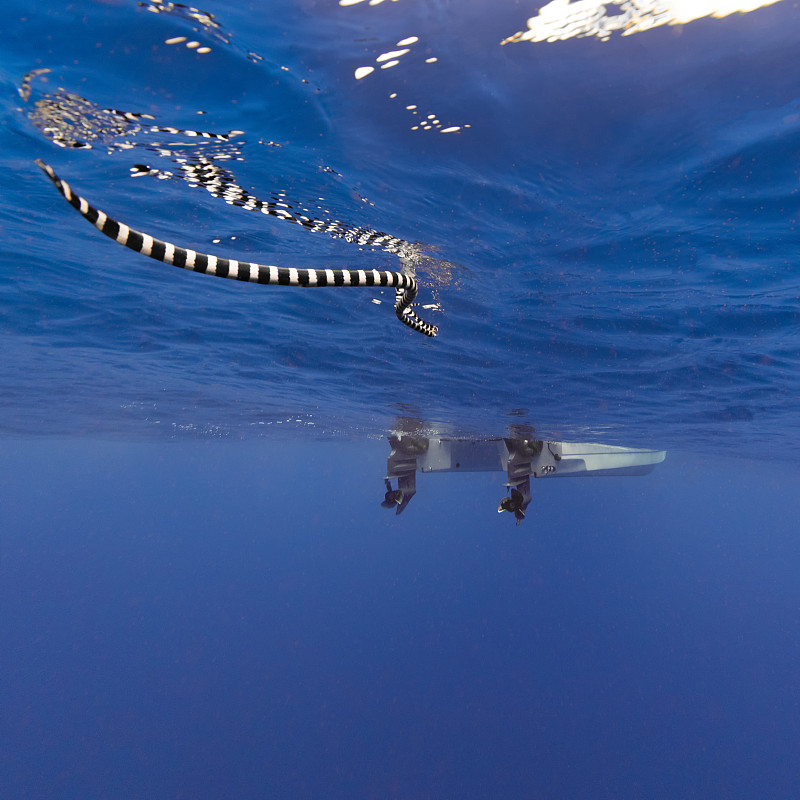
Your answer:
2,441 -> 799,799
2,0 -> 800,797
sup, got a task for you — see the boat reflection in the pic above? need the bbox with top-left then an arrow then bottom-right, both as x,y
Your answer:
382,424 -> 665,525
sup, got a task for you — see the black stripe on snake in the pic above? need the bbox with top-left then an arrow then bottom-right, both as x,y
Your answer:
35,160 -> 438,337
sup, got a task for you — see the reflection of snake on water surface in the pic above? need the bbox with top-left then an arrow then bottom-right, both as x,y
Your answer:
25,76 -> 440,336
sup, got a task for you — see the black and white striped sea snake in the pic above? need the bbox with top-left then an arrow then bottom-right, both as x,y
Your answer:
35,160 -> 438,337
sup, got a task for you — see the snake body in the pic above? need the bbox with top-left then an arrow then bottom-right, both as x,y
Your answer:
36,160 -> 438,337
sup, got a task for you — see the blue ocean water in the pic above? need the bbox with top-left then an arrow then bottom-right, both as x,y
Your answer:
2,0 -> 798,450
2,1 -> 800,798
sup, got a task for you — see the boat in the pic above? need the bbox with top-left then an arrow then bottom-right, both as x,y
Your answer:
382,428 -> 666,524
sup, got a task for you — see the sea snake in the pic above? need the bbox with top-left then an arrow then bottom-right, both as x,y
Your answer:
35,160 -> 438,337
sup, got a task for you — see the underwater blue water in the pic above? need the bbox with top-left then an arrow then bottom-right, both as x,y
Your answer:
1,0 -> 798,452
2,1 -> 800,798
